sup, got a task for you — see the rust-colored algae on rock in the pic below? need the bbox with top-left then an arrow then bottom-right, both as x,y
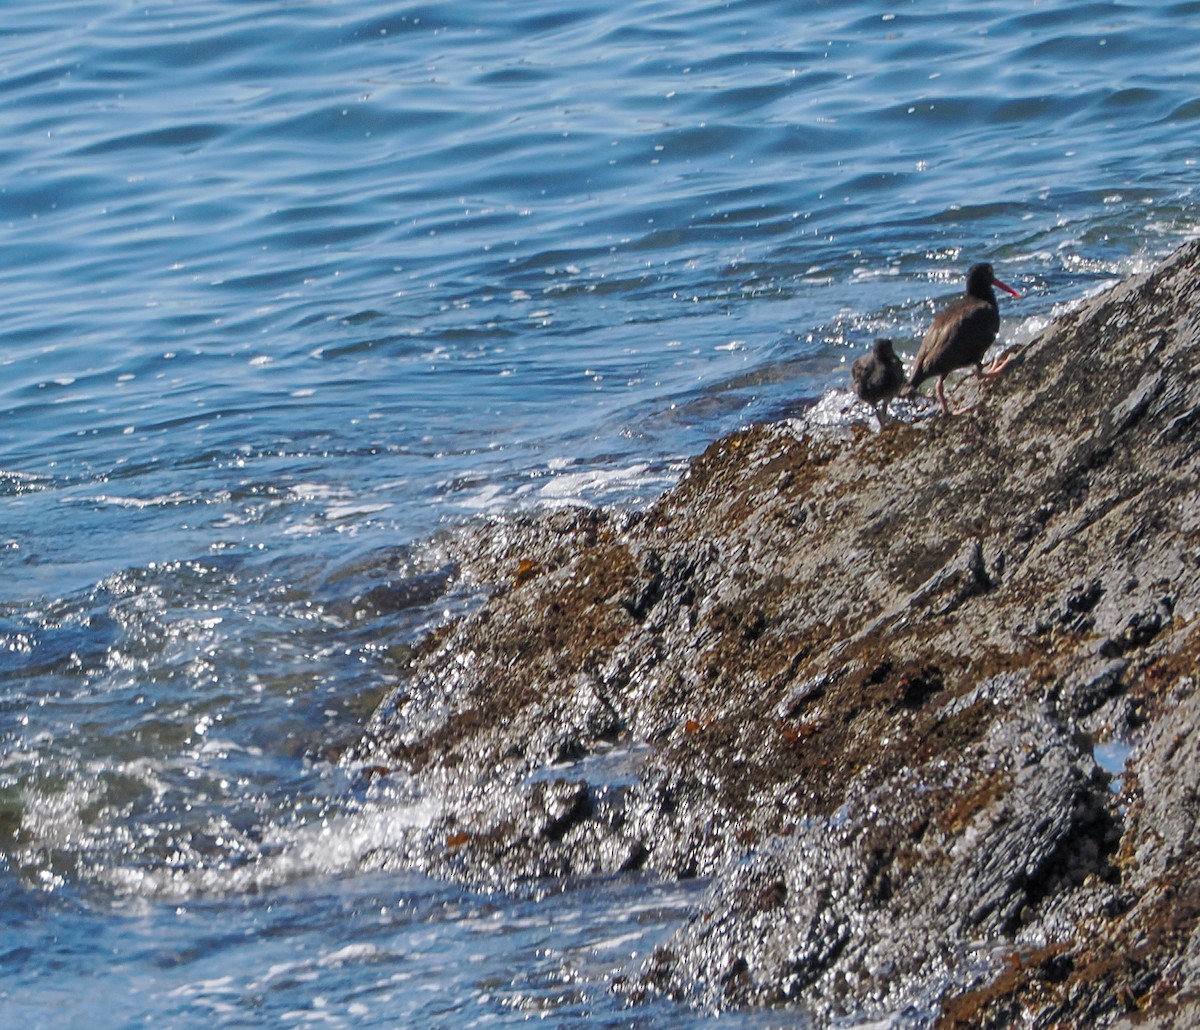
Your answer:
349,240 -> 1200,1026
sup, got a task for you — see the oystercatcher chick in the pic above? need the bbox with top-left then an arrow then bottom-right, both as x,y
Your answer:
851,337 -> 904,428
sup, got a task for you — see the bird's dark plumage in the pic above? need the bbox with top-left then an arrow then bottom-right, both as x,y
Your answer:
905,262 -> 1021,414
851,337 -> 904,427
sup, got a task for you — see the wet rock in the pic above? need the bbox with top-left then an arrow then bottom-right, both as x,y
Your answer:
348,240 -> 1200,1025
640,681 -> 1116,1022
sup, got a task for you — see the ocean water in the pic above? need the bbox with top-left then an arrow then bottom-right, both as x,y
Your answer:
1,0 -> 1196,1025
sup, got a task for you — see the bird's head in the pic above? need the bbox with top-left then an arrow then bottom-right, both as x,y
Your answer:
966,262 -> 1021,300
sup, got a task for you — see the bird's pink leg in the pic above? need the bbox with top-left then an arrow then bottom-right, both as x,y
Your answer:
982,350 -> 1015,375
936,376 -> 951,415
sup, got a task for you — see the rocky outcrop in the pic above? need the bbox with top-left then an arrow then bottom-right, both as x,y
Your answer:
349,239 -> 1200,1025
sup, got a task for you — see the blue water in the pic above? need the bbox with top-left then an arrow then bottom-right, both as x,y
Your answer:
1,0 -> 1196,1025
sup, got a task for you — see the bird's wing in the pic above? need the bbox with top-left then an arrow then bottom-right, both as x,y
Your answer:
908,317 -> 955,387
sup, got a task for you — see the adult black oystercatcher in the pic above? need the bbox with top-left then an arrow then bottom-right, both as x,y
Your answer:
851,337 -> 904,427
903,262 -> 1021,414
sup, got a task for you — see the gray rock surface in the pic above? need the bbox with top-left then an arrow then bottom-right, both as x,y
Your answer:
349,240 -> 1200,1026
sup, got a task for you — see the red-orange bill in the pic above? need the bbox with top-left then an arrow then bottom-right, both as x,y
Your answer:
993,277 -> 1021,299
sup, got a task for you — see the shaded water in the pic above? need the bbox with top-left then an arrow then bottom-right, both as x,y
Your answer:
2,0 -> 1197,1024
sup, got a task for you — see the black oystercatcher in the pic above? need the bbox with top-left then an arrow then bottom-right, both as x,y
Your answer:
903,262 -> 1021,414
851,337 -> 905,427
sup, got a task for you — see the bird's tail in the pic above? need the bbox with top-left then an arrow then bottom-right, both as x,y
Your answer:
901,362 -> 929,398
